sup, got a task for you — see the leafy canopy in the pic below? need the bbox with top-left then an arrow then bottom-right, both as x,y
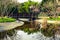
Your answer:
18,1 -> 38,14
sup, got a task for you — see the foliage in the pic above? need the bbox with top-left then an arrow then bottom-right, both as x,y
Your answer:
40,0 -> 55,12
7,29 -> 15,36
0,17 -> 16,23
17,22 -> 40,34
41,24 -> 56,37
7,3 -> 17,13
40,0 -> 57,17
23,27 -> 40,34
0,0 -> 17,17
18,1 -> 38,14
41,0 -> 54,6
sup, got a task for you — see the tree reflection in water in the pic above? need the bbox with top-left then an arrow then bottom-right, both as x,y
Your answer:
15,22 -> 60,40
0,22 -> 60,40
0,29 -> 60,40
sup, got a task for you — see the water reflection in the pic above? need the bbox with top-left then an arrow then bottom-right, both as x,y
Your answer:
15,21 -> 60,40
0,21 -> 60,40
0,28 -> 60,40
16,30 -> 60,40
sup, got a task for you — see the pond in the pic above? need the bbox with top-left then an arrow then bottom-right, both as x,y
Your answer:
16,30 -> 60,40
15,22 -> 60,40
0,21 -> 60,40
2,30 -> 60,40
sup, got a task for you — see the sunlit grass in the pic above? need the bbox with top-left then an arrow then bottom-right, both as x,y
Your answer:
0,17 -> 16,23
48,17 -> 60,21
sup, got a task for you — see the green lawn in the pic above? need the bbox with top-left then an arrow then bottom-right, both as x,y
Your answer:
0,17 -> 16,23
48,17 -> 60,21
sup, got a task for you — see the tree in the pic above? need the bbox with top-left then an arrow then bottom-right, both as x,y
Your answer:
41,0 -> 54,6
18,1 -> 38,14
40,0 -> 57,17
18,1 -> 39,28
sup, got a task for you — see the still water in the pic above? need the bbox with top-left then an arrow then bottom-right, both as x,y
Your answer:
6,30 -> 60,40
1,28 -> 60,40
1,22 -> 60,40
14,21 -> 60,40
15,23 -> 60,40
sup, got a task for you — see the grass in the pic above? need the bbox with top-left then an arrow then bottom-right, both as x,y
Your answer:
48,17 -> 60,21
0,17 -> 16,23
